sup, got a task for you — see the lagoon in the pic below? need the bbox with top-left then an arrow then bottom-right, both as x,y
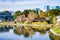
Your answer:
0,26 -> 56,40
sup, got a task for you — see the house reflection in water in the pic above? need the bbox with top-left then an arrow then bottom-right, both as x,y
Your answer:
0,12 -> 13,22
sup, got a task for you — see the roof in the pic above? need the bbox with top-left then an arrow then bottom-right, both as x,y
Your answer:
33,18 -> 46,22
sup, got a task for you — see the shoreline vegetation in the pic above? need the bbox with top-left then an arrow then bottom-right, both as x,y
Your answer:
0,21 -> 52,26
0,21 -> 53,31
49,29 -> 60,40
0,21 -> 52,29
0,9 -> 60,39
50,29 -> 60,36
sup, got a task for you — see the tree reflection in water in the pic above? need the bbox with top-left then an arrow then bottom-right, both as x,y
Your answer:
0,25 -> 57,40
0,25 -> 60,40
33,28 -> 46,35
0,25 -> 13,32
14,26 -> 47,37
38,31 -> 46,35
14,26 -> 35,37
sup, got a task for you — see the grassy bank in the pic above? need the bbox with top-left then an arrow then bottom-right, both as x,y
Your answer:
52,27 -> 60,34
49,31 -> 60,40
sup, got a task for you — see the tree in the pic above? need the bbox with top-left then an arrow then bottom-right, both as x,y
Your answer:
27,11 -> 36,22
32,10 -> 38,18
47,9 -> 60,17
52,16 -> 57,25
46,9 -> 60,23
39,12 -> 46,18
13,11 -> 21,19
3,11 -> 10,13
39,10 -> 46,18
22,9 -> 31,17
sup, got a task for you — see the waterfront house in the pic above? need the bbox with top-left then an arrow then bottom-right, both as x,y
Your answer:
56,16 -> 60,23
56,16 -> 60,28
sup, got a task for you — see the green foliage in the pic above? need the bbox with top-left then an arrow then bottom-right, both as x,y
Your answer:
48,9 -> 60,16
13,9 -> 40,19
52,16 -> 57,24
22,9 -> 31,17
4,11 -> 9,13
22,9 -> 39,18
32,10 -> 39,18
13,11 -> 21,19
52,27 -> 60,34
46,9 -> 60,23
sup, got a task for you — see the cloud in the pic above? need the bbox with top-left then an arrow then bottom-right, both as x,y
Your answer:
0,0 -> 60,11
0,0 -> 59,5
0,0 -> 46,5
0,1 -> 12,5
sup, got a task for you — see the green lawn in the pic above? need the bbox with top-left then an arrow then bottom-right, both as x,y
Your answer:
52,27 -> 60,34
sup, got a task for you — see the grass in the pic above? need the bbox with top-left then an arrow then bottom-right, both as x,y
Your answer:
32,22 -> 47,28
32,22 -> 47,25
52,27 -> 60,34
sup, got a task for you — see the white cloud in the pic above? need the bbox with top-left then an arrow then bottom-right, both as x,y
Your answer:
0,0 -> 60,11
0,0 -> 59,5
0,1 -> 12,5
0,0 -> 46,5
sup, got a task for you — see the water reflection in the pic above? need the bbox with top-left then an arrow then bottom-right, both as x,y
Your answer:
0,25 -> 13,32
38,31 -> 46,35
0,25 -> 58,40
14,26 -> 47,37
34,28 -> 46,35
14,27 -> 35,37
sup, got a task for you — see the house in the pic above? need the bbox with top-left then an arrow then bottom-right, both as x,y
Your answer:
0,12 -> 14,22
56,16 -> 60,23
33,17 -> 46,22
56,16 -> 60,28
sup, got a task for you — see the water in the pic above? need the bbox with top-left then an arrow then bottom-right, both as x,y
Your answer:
0,27 -> 51,40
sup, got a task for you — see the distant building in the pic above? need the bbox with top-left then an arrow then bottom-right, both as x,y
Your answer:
55,6 -> 60,9
45,5 -> 60,11
44,5 -> 50,11
0,12 -> 14,22
36,8 -> 40,14
46,5 -> 50,10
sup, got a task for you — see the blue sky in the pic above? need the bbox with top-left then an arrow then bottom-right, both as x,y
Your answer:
0,0 -> 60,11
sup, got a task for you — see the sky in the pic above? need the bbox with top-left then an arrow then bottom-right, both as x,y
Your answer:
0,0 -> 60,12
